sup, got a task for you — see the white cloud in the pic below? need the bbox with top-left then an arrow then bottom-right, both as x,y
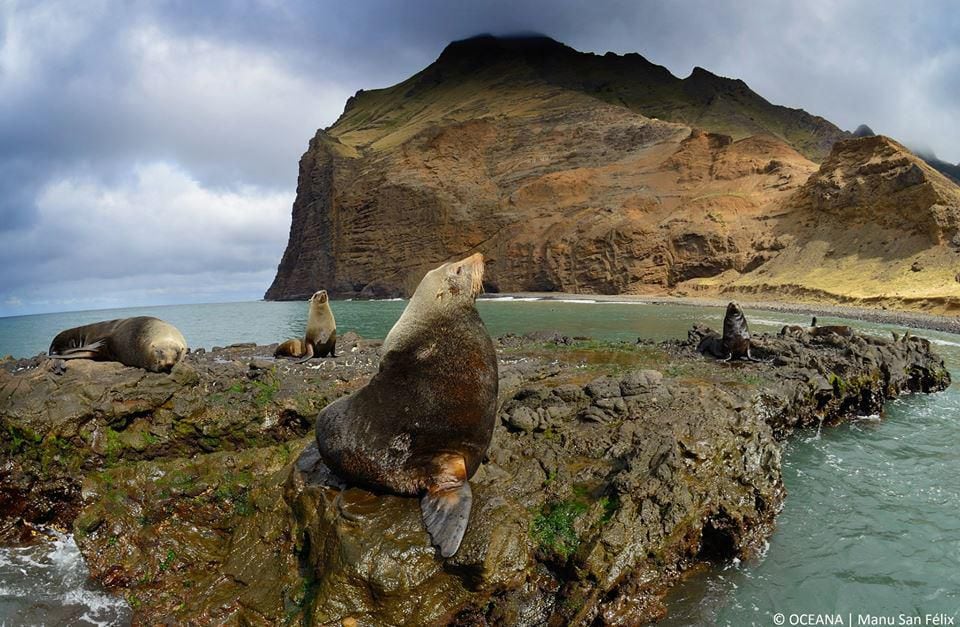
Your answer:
0,162 -> 293,315
32,161 -> 293,276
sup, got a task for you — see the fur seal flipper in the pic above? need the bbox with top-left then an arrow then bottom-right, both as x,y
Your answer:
315,253 -> 497,558
54,339 -> 106,358
422,481 -> 473,558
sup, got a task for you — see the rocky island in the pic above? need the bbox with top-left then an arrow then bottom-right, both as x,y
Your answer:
0,326 -> 949,625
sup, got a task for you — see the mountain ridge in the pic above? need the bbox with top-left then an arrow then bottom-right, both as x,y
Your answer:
331,34 -> 847,161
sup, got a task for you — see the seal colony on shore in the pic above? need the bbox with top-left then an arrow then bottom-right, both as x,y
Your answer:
314,253 -> 498,557
48,316 -> 187,373
274,290 -> 337,361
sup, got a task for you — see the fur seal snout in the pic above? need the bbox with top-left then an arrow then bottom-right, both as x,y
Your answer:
48,316 -> 187,373
314,253 -> 497,557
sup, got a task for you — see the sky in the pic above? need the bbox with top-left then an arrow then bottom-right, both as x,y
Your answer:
1,0 -> 958,317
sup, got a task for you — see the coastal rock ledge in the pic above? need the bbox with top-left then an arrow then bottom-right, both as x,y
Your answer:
0,329 -> 950,625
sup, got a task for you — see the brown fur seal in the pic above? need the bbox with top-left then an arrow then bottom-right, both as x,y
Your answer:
314,253 -> 497,557
274,290 -> 337,360
697,302 -> 763,361
48,317 -> 187,373
779,324 -> 805,337
808,316 -> 854,338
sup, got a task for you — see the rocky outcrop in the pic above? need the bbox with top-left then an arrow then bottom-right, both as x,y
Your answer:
265,76 -> 819,299
726,135 -> 960,311
0,334 -> 370,544
0,329 -> 949,624
794,136 -> 960,242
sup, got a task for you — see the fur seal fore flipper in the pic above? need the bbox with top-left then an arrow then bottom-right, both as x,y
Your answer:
421,482 -> 473,558
295,343 -> 315,364
51,340 -> 105,359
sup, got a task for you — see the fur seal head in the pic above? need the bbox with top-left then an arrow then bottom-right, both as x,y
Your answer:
141,320 -> 188,372
382,252 -> 485,354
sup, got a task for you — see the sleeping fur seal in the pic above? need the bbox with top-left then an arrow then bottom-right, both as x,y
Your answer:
697,302 -> 763,361
48,317 -> 187,373
808,316 -> 854,338
275,290 -> 337,360
314,253 -> 497,557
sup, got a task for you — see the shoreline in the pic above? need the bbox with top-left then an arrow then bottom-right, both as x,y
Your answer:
484,292 -> 960,335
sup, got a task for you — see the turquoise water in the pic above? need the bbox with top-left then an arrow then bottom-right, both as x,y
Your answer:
0,299 -> 958,626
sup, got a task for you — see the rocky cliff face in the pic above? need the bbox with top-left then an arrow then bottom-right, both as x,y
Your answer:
265,35 -> 960,312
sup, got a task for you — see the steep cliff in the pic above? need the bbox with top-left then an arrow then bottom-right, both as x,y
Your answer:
266,35 -> 960,311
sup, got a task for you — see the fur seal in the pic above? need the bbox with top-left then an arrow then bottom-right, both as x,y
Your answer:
274,290 -> 337,360
697,302 -> 763,361
48,317 -> 187,373
808,316 -> 854,338
779,324 -> 805,337
314,253 -> 497,557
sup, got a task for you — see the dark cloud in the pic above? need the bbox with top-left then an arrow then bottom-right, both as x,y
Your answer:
1,0 -> 958,316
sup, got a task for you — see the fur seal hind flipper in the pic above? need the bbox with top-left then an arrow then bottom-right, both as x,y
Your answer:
420,481 -> 473,558
52,340 -> 105,359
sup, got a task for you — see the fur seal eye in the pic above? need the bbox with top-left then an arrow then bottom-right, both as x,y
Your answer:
456,266 -> 462,275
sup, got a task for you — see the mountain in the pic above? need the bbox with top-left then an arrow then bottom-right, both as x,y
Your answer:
266,35 -> 960,312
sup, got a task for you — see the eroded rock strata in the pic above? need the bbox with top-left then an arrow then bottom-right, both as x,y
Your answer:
0,328 -> 948,624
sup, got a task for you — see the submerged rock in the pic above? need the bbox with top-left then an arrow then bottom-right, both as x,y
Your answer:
0,330 -> 950,624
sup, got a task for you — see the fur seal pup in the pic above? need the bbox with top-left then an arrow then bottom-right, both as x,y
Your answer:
697,302 -> 763,361
48,317 -> 187,373
274,290 -> 337,360
314,253 -> 497,557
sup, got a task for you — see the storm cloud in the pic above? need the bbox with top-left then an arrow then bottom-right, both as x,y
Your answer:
2,0 -> 957,315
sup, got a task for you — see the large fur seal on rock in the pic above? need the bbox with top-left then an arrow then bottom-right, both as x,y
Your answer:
274,290 -> 337,360
697,302 -> 763,361
48,317 -> 187,373
314,253 -> 497,557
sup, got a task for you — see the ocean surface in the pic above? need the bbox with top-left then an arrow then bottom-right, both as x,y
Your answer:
1,298 -> 958,626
